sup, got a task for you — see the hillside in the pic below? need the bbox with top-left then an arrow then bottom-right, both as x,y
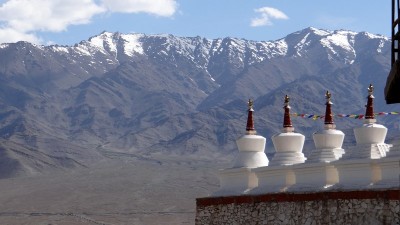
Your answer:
0,27 -> 396,177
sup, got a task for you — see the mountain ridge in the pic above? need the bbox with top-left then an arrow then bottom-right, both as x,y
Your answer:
0,27 -> 396,178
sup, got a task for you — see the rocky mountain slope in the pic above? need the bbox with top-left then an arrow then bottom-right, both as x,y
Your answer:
0,27 -> 396,177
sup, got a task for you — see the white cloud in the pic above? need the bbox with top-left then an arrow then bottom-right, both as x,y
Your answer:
0,0 -> 178,44
0,0 -> 105,32
251,7 -> 289,27
101,0 -> 177,17
0,27 -> 42,43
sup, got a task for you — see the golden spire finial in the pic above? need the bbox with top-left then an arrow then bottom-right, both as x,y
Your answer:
325,90 -> 332,104
368,84 -> 374,95
325,90 -> 331,100
248,99 -> 254,110
284,95 -> 290,104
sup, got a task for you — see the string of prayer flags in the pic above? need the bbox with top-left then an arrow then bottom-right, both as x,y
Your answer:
291,112 -> 399,120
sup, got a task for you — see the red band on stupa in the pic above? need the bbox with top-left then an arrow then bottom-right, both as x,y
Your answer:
365,84 -> 375,119
246,110 -> 255,132
283,95 -> 293,128
324,91 -> 334,125
246,99 -> 256,134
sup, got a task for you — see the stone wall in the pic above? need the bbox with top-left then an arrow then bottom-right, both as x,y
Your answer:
196,190 -> 399,225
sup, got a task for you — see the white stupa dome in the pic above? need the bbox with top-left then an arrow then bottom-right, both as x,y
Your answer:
233,99 -> 269,168
270,95 -> 306,166
309,91 -> 345,162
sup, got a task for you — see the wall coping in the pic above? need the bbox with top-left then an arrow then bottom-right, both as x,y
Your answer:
196,189 -> 400,207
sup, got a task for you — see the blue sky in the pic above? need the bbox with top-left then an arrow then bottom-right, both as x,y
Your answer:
0,0 -> 391,45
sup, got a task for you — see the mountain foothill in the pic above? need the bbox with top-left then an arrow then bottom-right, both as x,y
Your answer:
0,27 -> 396,178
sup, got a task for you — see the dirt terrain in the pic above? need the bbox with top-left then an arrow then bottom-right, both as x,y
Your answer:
0,155 -> 223,225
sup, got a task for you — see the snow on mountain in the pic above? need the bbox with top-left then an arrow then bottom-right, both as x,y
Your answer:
0,43 -> 9,49
32,27 -> 381,75
319,30 -> 357,64
120,33 -> 145,56
309,27 -> 331,36
0,27 -> 393,178
50,45 -> 69,54
49,31 -> 292,71
88,31 -> 118,55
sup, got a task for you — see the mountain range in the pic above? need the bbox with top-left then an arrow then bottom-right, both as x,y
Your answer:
0,27 -> 397,178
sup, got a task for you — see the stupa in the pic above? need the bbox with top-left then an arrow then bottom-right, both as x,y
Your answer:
212,99 -> 269,196
251,95 -> 306,193
197,85 -> 400,224
351,84 -> 391,159
335,84 -> 392,189
269,95 -> 306,166
291,91 -> 344,191
307,91 -> 345,162
232,99 -> 269,168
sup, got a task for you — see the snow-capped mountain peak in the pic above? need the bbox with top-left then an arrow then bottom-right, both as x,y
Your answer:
88,31 -> 118,55
120,33 -> 145,56
0,28 -> 392,179
309,27 -> 331,36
